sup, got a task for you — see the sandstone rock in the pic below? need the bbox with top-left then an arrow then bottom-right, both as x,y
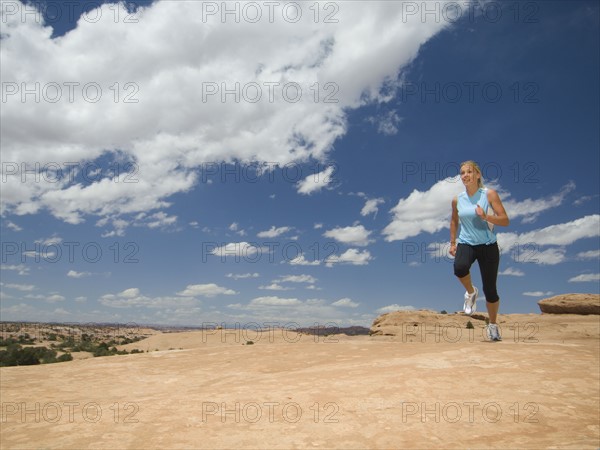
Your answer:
538,293 -> 600,315
369,309 -> 483,336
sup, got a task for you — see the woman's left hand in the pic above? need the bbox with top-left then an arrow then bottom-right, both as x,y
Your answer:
475,205 -> 486,219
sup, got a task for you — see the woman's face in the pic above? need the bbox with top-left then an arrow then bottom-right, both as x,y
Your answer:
460,164 -> 480,187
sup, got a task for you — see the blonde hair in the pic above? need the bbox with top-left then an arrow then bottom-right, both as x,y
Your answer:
460,160 -> 484,188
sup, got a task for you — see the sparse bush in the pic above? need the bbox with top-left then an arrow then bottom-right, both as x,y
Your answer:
440,310 -> 448,314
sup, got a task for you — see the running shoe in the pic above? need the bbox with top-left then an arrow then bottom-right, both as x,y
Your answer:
463,286 -> 478,315
486,323 -> 502,341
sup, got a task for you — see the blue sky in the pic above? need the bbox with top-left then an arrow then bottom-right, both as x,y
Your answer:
1,0 -> 599,327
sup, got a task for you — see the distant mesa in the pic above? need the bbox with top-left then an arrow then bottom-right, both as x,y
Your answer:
538,293 -> 600,315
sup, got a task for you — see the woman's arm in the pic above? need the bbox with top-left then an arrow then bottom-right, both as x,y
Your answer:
482,188 -> 510,227
450,197 -> 459,256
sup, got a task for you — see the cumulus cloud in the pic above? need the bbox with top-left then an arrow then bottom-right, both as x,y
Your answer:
361,197 -> 385,218
176,283 -> 237,297
497,215 -> 599,265
288,255 -> 321,266
226,272 -> 260,280
332,297 -> 360,308
568,273 -> 600,283
1,1 -> 453,230
366,109 -> 402,135
2,282 -> 36,291
325,248 -> 373,267
523,291 -> 554,297
0,264 -> 31,275
498,267 -> 525,277
100,287 -> 202,308
278,274 -> 317,284
383,179 -> 581,242
259,283 -> 293,291
257,226 -> 292,238
67,270 -> 92,278
249,296 -> 302,307
375,304 -> 416,314
323,224 -> 374,246
296,166 -> 336,195
383,176 -> 464,241
503,181 -> 575,223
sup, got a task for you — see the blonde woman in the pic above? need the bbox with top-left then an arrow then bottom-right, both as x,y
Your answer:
449,161 -> 510,341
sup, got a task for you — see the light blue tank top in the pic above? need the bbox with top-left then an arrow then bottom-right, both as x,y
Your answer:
457,188 -> 497,245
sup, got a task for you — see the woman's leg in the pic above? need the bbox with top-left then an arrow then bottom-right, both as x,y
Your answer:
454,244 -> 477,293
477,243 -> 501,323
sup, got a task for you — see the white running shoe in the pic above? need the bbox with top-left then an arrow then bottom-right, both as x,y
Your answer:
486,323 -> 502,341
463,287 -> 478,315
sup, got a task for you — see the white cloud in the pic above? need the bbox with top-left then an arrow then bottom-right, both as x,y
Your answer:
279,274 -> 317,284
2,282 -> 35,291
361,197 -> 385,218
24,292 -> 65,303
257,226 -> 292,238
497,215 -> 599,265
498,267 -> 525,277
6,221 -> 22,231
325,248 -> 373,267
523,291 -> 554,297
332,297 -> 360,308
177,283 -> 237,297
67,270 -> 92,278
375,304 -> 416,314
259,283 -> 293,291
210,242 -> 265,258
367,109 -> 402,135
576,250 -> 600,260
296,166 -> 336,195
249,296 -> 302,307
503,182 -> 575,223
226,272 -> 260,280
323,224 -> 373,246
1,1 -> 452,227
288,255 -> 321,266
100,293 -> 199,309
119,288 -> 140,298
36,235 -> 63,246
383,176 -> 464,241
568,273 -> 600,283
0,264 -> 30,275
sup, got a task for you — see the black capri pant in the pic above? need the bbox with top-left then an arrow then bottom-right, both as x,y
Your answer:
453,242 -> 500,303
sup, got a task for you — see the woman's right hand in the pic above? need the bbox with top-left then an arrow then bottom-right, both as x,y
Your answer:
449,243 -> 457,257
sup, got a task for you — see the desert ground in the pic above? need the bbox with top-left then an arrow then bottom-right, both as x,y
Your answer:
1,312 -> 599,449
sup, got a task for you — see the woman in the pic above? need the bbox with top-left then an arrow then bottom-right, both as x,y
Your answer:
449,161 -> 510,341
